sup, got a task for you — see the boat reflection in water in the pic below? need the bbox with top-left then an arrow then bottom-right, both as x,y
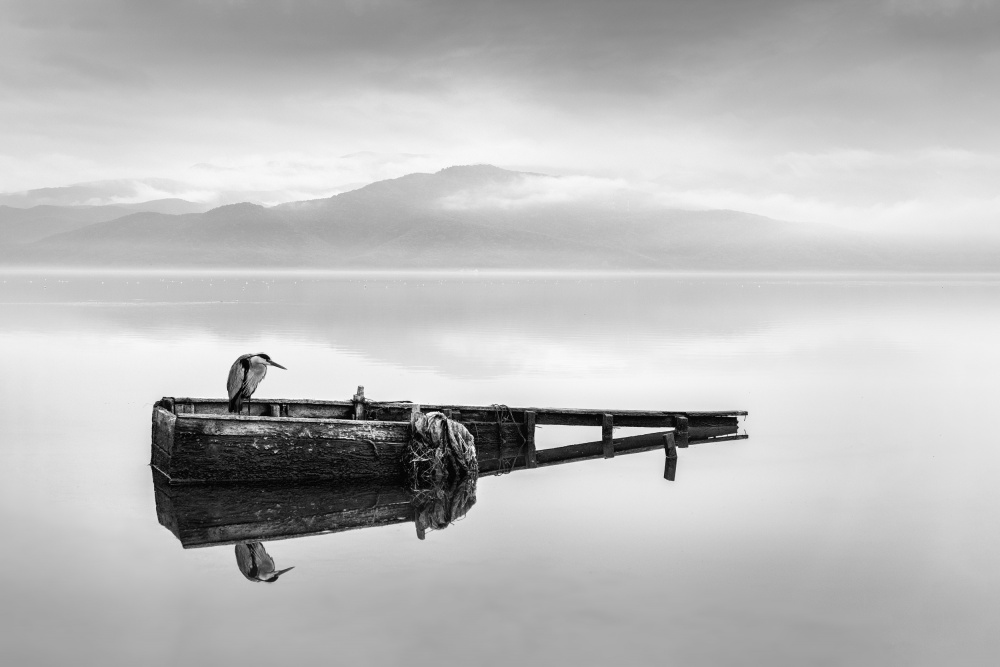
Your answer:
152,470 -> 479,581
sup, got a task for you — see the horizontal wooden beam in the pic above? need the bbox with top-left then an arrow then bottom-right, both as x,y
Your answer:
689,433 -> 748,445
169,397 -> 745,417
165,397 -> 746,427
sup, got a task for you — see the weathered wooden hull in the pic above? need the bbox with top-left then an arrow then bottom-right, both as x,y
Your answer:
152,400 -> 527,483
151,396 -> 746,484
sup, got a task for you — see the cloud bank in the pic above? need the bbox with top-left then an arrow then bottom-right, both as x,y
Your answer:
1,0 -> 997,235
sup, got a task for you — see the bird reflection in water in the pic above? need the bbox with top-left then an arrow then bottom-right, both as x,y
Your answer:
235,542 -> 294,583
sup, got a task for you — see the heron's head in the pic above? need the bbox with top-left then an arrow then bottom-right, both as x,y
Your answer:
256,353 -> 287,370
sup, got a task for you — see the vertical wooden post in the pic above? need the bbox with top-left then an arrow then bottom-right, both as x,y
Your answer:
663,432 -> 677,481
352,386 -> 365,421
602,413 -> 614,458
674,414 -> 689,448
269,403 -> 280,418
524,410 -> 537,469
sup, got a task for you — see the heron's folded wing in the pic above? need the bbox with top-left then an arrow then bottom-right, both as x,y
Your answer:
227,357 -> 247,403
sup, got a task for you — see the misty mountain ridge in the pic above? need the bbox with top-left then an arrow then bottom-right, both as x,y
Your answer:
1,165 -> 996,272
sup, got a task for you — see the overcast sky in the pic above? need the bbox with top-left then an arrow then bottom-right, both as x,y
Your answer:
1,0 -> 998,231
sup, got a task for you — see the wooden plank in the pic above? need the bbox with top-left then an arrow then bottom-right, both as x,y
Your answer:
535,441 -> 667,467
176,415 -> 410,440
689,433 -> 748,445
150,443 -> 171,473
288,403 -> 354,419
175,396 -> 747,415
689,425 -> 739,441
602,414 -> 614,459
688,416 -> 740,429
168,435 -> 408,483
177,397 -> 355,407
368,407 -> 738,429
170,397 -> 746,423
166,415 -> 410,482
524,411 -> 537,469
535,429 -> 675,467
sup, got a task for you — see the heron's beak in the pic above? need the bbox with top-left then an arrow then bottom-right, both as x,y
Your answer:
273,566 -> 295,577
268,360 -> 287,370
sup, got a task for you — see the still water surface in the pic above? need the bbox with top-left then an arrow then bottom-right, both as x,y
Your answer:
1,273 -> 998,666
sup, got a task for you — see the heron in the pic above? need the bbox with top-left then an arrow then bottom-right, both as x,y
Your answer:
235,542 -> 294,583
227,353 -> 287,415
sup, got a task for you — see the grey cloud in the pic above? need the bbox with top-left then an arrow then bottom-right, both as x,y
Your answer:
2,0 -> 999,218
5,1 -> 997,112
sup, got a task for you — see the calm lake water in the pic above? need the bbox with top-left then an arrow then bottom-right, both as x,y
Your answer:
1,272 -> 998,666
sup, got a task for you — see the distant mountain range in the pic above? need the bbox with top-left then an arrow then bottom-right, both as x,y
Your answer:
1,165 -> 996,271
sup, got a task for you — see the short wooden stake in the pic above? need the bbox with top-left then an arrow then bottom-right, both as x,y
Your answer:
602,413 -> 614,458
663,432 -> 677,481
524,410 -> 537,469
674,415 -> 690,448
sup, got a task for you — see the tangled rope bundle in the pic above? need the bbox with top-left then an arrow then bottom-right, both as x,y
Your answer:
406,411 -> 479,485
406,411 -> 479,539
412,476 -> 477,540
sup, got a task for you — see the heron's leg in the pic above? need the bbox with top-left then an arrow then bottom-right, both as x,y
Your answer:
247,396 -> 251,416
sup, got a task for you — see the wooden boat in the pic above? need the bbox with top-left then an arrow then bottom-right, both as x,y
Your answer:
151,387 -> 747,484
